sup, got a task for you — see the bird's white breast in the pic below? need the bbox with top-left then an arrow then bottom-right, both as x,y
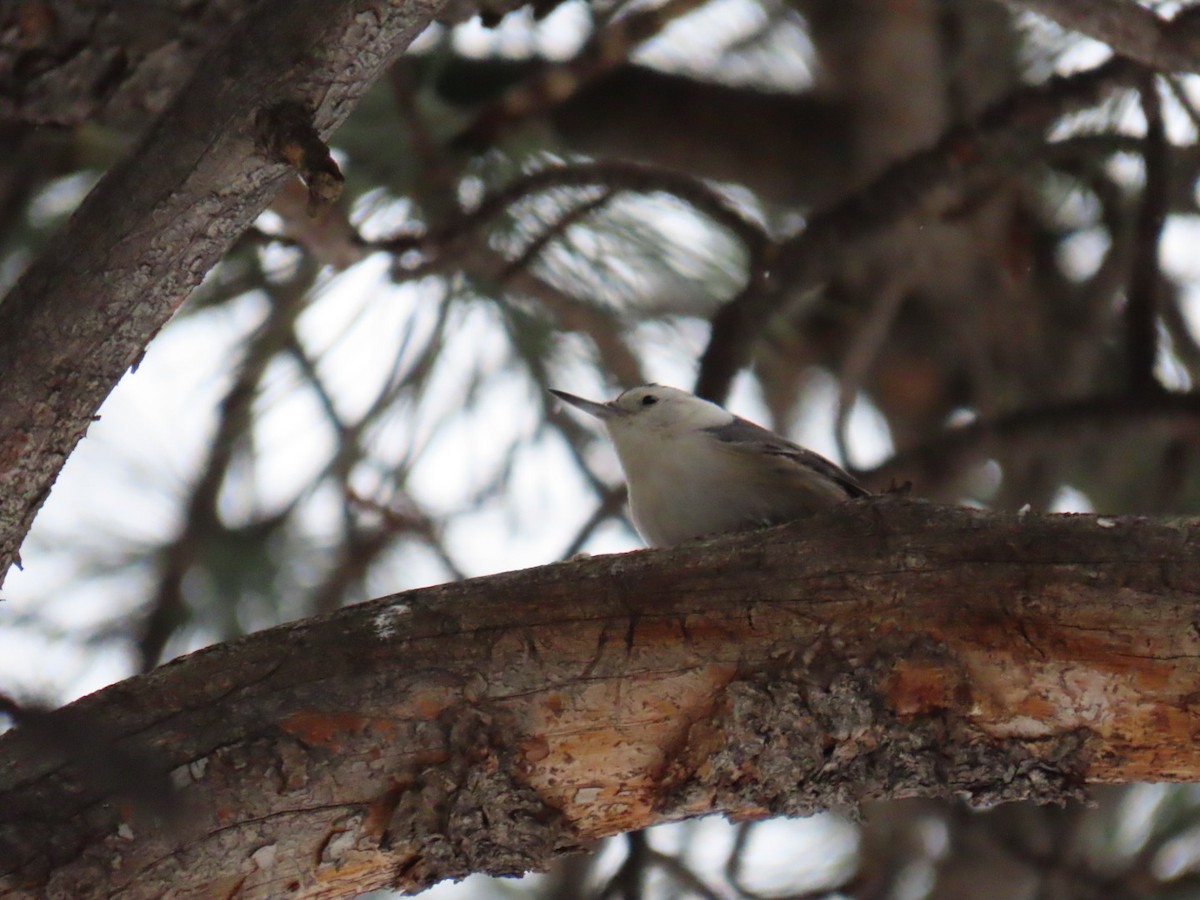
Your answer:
606,419 -> 853,546
608,428 -> 763,546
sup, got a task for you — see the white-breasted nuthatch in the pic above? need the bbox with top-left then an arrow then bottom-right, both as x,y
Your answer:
550,384 -> 869,547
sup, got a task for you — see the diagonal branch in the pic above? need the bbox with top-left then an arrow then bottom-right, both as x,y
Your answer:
1001,0 -> 1200,73
452,0 -> 712,150
2,501 -> 1200,897
138,270 -> 312,672
0,0 -> 465,589
693,56 -> 1144,404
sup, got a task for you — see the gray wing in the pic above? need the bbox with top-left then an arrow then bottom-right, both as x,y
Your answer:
706,416 -> 870,498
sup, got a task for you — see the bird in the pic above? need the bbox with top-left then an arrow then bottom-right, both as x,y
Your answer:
550,384 -> 869,547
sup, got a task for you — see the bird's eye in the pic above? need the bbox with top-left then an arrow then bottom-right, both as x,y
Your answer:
641,395 -> 658,407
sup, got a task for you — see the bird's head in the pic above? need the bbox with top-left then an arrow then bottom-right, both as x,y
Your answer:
550,384 -> 732,440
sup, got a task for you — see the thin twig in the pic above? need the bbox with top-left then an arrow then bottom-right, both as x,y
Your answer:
723,820 -> 852,900
471,244 -> 646,386
374,160 -> 769,278
453,0 -> 712,150
501,190 -> 617,282
645,847 -> 729,900
833,280 -> 908,468
1126,73 -> 1168,396
1159,282 -> 1200,385
1164,74 -> 1200,132
559,487 -> 630,559
139,265 -> 314,671
1001,0 -> 1200,73
602,831 -> 650,900
860,392 -> 1200,492
308,527 -> 394,616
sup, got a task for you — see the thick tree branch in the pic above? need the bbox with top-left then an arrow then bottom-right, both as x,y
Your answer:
454,63 -> 854,208
0,0 -> 261,128
2,501 -> 1200,897
0,0 -> 464,588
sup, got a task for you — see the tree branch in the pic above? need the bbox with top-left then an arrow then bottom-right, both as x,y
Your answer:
859,393 -> 1200,493
1001,0 -> 1200,72
3,501 -> 1200,897
0,0 -> 464,588
1126,74 -> 1168,396
0,0 -> 258,128
452,0 -> 711,151
693,56 -> 1144,403
139,269 -> 311,672
375,159 -> 769,276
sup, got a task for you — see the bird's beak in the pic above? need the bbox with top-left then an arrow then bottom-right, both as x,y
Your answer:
550,389 -> 618,420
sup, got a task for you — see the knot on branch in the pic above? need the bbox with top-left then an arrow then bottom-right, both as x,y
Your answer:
386,704 -> 579,890
254,100 -> 344,216
662,640 -> 1092,821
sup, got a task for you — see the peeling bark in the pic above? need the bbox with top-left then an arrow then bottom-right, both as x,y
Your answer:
1,500 -> 1198,898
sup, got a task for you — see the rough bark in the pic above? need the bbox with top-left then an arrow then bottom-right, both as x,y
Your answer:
0,0 -> 462,588
2,500 -> 1199,898
0,0 -> 262,128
